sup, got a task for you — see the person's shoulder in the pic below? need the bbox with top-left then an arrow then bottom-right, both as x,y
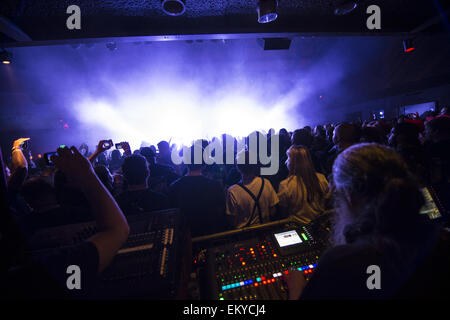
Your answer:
155,163 -> 177,174
279,175 -> 296,186
278,177 -> 288,189
169,176 -> 184,188
320,242 -> 381,267
315,172 -> 326,179
145,188 -> 168,199
315,172 -> 328,183
227,183 -> 241,194
322,243 -> 364,256
261,176 -> 277,191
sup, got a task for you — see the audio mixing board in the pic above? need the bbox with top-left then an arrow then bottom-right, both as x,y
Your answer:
191,213 -> 332,300
29,209 -> 187,299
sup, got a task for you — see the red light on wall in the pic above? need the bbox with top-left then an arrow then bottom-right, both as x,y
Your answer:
403,39 -> 415,53
63,123 -> 69,129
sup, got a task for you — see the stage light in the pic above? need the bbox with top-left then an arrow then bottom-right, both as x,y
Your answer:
0,50 -> 12,64
334,2 -> 358,16
161,0 -> 186,16
257,0 -> 278,24
403,39 -> 415,53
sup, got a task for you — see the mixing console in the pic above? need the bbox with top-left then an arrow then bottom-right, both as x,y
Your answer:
29,209 -> 187,299
192,214 -> 332,300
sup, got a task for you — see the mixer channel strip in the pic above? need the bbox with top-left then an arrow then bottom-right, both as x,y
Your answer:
159,228 -> 174,276
216,262 -> 318,300
220,263 -> 318,292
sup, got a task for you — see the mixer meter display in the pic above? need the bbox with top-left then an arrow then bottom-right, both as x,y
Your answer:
274,230 -> 302,247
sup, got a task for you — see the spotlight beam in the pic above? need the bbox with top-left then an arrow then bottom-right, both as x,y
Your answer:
410,8 -> 450,34
0,15 -> 32,41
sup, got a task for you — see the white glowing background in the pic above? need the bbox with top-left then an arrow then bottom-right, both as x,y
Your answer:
68,40 -> 313,149
75,71 -> 307,148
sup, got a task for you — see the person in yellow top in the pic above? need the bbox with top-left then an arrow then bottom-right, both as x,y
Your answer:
277,145 -> 329,223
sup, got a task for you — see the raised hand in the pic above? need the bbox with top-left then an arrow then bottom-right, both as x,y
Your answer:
119,141 -> 132,156
50,146 -> 96,187
13,137 -> 30,148
88,140 -> 112,163
96,139 -> 113,153
283,270 -> 307,300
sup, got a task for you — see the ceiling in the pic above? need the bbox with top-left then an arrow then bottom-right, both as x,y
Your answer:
1,0 -> 449,45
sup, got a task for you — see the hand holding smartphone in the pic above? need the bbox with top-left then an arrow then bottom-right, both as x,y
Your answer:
116,141 -> 131,156
103,139 -> 113,149
43,145 -> 68,166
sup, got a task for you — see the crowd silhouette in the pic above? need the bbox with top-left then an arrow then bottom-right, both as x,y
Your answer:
2,107 -> 449,299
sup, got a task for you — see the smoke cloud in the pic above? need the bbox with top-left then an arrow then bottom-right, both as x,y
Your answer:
1,37 -> 387,152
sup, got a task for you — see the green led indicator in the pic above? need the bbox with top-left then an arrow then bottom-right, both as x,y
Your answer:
301,233 -> 308,241
219,297 -> 224,300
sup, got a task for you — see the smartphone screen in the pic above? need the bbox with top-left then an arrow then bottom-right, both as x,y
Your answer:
103,140 -> 113,149
115,143 -> 122,149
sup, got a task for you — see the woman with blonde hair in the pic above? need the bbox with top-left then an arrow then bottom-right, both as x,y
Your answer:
277,145 -> 329,223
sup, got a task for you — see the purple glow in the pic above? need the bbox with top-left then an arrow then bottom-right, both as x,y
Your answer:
68,40 -> 310,147
76,81 -> 303,146
3,37 -> 383,151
